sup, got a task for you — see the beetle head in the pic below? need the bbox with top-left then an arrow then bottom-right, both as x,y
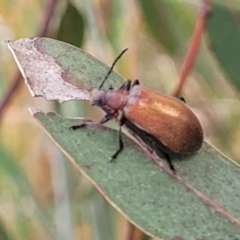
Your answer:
91,88 -> 128,115
91,48 -> 129,115
91,89 -> 117,115
91,89 -> 106,107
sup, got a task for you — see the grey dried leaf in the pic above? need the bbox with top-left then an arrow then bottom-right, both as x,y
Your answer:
7,38 -> 91,102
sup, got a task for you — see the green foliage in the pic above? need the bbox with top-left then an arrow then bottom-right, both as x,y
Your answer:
138,0 -> 194,54
57,2 -> 85,47
10,36 -> 240,238
207,4 -> 240,90
2,0 -> 240,239
34,110 -> 240,239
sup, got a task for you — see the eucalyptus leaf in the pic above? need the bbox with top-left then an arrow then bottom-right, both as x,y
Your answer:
31,109 -> 240,239
57,2 -> 85,47
138,0 -> 193,54
8,37 -> 240,239
207,4 -> 240,90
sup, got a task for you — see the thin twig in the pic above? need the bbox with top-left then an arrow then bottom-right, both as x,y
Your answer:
125,222 -> 148,240
172,0 -> 211,97
0,0 -> 58,120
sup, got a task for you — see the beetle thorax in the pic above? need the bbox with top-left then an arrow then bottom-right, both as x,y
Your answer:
92,89 -> 129,115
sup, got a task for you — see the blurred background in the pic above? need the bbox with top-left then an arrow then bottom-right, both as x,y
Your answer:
0,0 -> 240,239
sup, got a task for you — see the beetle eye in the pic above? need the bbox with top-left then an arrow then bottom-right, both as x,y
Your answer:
92,97 -> 103,106
97,98 -> 102,105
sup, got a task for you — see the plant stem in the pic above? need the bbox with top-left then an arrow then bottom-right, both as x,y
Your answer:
125,221 -> 150,240
172,0 -> 211,97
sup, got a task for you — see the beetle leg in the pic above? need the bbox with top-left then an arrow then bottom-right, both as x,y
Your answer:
119,79 -> 139,91
151,141 -> 176,173
119,80 -> 132,91
69,114 -> 112,130
110,115 -> 127,161
132,79 -> 140,87
178,96 -> 186,103
161,152 -> 175,172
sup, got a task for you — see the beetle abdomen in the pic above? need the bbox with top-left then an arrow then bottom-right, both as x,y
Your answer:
124,85 -> 203,154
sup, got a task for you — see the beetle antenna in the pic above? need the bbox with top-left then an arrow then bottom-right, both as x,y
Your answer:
98,48 -> 128,89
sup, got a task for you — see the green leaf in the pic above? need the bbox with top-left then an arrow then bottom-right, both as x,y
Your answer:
0,219 -> 11,240
32,109 -> 240,239
207,4 -> 240,90
8,37 -> 240,238
57,2 -> 85,47
0,144 -> 54,237
138,0 -> 193,54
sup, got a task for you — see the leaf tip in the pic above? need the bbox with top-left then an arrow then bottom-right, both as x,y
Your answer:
28,108 -> 43,116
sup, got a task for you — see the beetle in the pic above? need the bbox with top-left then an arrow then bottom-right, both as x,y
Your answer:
70,49 -> 203,171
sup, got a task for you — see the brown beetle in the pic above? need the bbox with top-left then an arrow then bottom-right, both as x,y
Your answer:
71,49 -> 203,171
